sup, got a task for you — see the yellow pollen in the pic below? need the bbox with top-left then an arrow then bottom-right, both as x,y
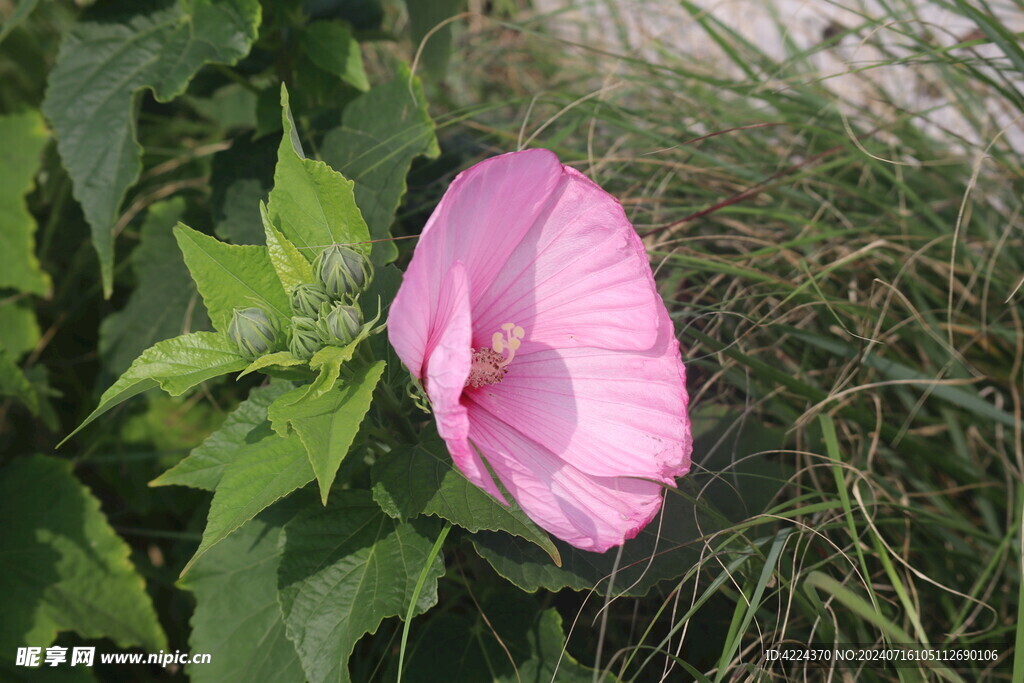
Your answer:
465,322 -> 524,389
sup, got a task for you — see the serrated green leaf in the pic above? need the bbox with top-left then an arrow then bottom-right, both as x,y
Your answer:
238,350 -> 307,379
321,64 -> 440,264
62,331 -> 248,446
277,490 -> 445,683
0,301 -> 40,359
267,85 -> 371,261
371,436 -> 560,565
471,482 -> 713,597
174,223 -> 291,331
0,110 -> 50,296
151,381 -> 292,490
99,199 -> 210,377
301,20 -> 369,91
262,201 -> 315,293
41,0 -> 261,296
0,455 -> 166,653
269,361 -> 384,504
181,430 -> 314,576
179,511 -> 305,683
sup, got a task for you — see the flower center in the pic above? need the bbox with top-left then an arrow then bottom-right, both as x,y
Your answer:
465,323 -> 524,389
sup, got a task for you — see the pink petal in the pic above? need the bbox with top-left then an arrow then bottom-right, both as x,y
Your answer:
468,407 -> 667,552
416,262 -> 506,503
390,148 -> 563,378
465,302 -> 692,481
471,165 -> 661,353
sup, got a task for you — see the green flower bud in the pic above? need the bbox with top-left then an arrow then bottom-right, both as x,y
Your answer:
317,303 -> 362,346
290,282 -> 332,318
228,307 -> 279,358
314,245 -> 372,301
289,316 -> 321,361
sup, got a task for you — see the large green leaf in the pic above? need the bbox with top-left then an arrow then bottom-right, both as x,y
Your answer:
151,381 -> 293,490
277,490 -> 445,683
371,436 -> 560,565
61,331 -> 248,446
301,20 -> 368,91
398,591 -> 594,682
181,430 -> 314,576
180,508 -> 306,683
268,361 -> 385,504
0,301 -> 40,359
0,110 -> 50,296
0,455 -> 166,655
267,85 -> 371,261
174,223 -> 291,331
320,64 -> 440,264
41,0 -> 261,296
99,199 -> 210,377
471,482 -> 714,597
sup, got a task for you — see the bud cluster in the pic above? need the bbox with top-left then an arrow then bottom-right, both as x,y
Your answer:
227,244 -> 373,362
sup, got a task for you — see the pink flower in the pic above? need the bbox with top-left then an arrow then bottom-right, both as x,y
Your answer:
388,149 -> 692,552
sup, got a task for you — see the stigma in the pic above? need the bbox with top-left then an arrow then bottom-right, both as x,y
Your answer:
465,323 -> 524,389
